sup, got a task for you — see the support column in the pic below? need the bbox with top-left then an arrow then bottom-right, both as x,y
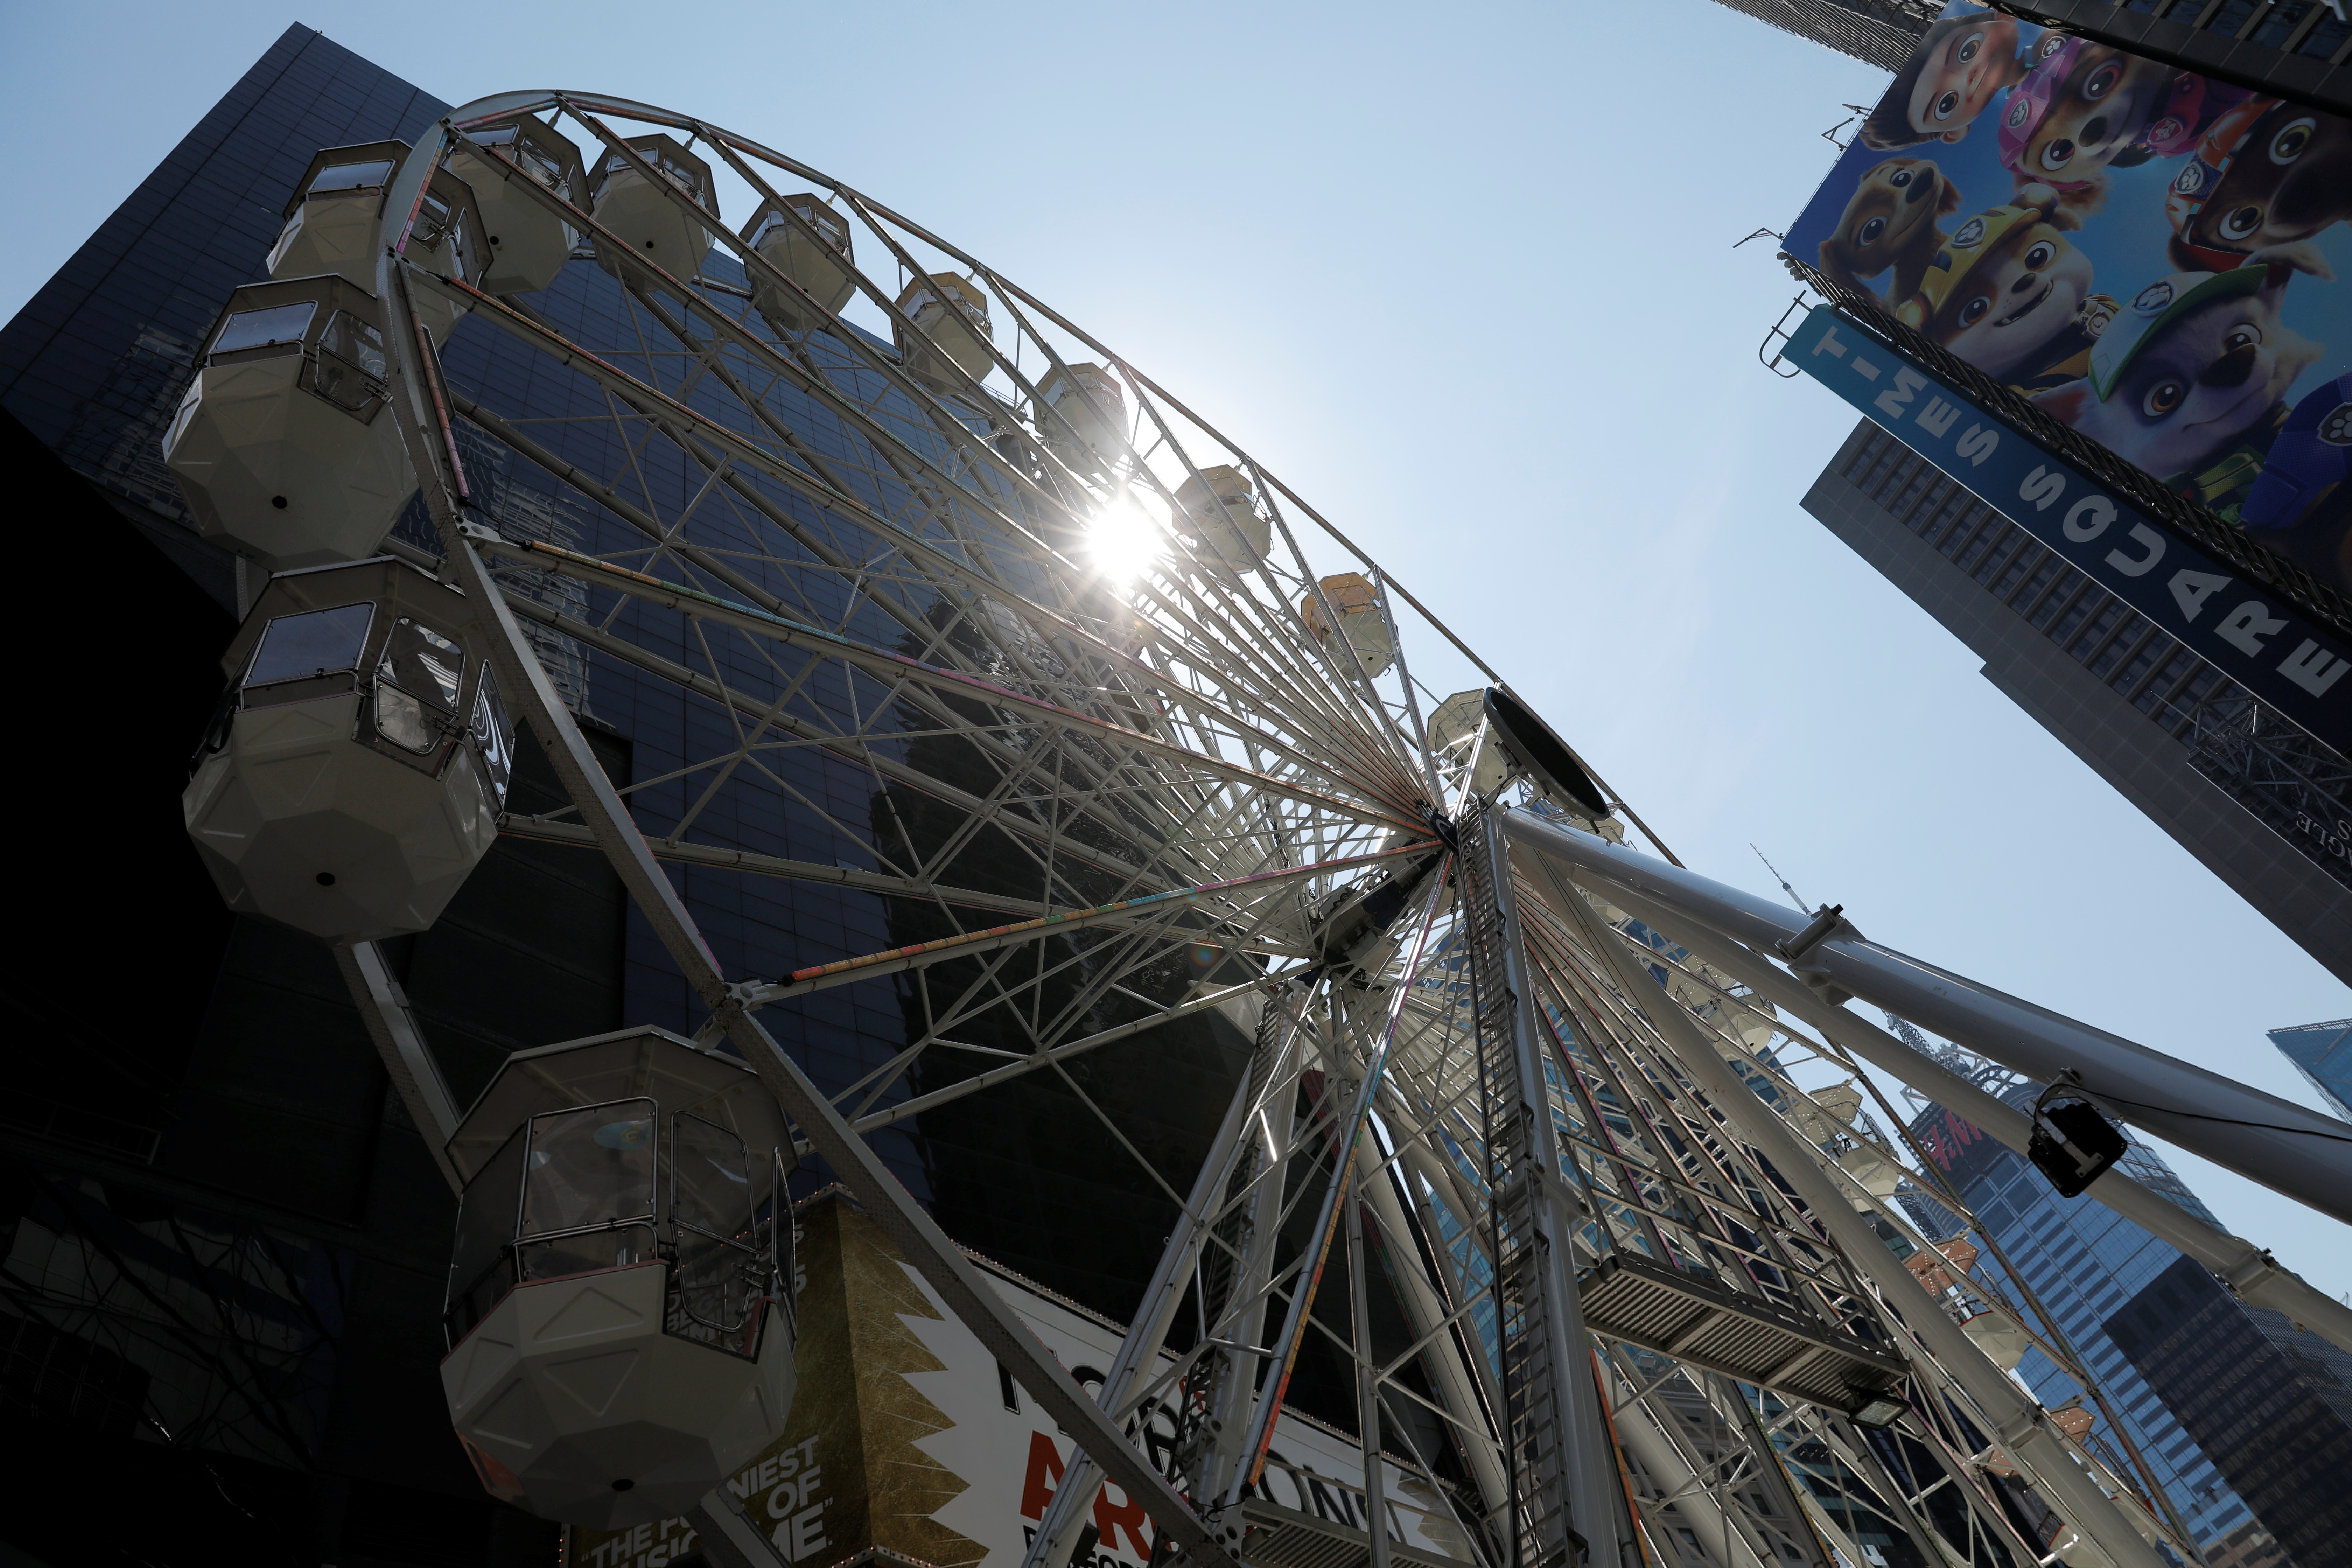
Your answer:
336,941 -> 463,1192
1457,804 -> 1634,1568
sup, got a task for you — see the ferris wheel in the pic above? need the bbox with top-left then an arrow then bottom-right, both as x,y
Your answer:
162,90 -> 2352,1568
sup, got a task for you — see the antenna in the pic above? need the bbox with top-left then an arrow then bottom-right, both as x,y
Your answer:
1751,843 -> 1809,911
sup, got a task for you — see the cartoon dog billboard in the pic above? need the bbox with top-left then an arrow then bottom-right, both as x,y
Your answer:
1787,1 -> 2352,600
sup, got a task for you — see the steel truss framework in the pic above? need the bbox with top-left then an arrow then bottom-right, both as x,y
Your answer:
0,1167 -> 348,1469
295,91 -> 2352,1568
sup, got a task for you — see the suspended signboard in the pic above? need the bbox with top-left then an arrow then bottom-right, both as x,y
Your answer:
562,1192 -> 1479,1568
1784,1 -> 2352,604
1788,306 -> 2352,752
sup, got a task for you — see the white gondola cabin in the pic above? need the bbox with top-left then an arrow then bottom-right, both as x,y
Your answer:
590,135 -> 716,280
266,140 -> 487,343
449,114 -> 590,296
1175,464 -> 1270,569
1428,690 -> 1509,802
182,557 -> 512,944
162,276 -> 415,570
742,195 -> 856,334
894,272 -> 994,388
439,1028 -> 799,1528
1037,361 -> 1124,472
1300,572 -> 1395,677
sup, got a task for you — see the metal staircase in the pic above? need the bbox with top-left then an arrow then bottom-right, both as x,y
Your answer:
1455,804 -> 1621,1568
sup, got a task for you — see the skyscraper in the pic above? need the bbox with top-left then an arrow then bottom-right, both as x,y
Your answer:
1740,0 -> 2352,984
1701,0 -> 1936,70
1703,0 -> 2350,111
1802,423 -> 2352,983
2266,1018 -> 2352,1119
1905,1060 -> 2352,1566
2102,1256 -> 2352,1568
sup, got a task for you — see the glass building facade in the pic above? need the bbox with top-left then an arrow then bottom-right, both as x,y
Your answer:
2103,1256 -> 2352,1568
1702,0 -> 2350,112
1803,423 -> 2352,986
1906,1077 -> 2352,1566
1700,0 -> 1936,70
0,27 -> 1247,1563
2264,1018 -> 2352,1120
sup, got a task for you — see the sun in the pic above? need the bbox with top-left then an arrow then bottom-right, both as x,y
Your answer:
1084,496 -> 1162,586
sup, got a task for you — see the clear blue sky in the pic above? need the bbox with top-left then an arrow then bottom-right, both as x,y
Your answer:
5,0 -> 2344,1299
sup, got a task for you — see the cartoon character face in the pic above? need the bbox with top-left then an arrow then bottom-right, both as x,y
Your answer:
1817,159 -> 1960,297
2171,102 -> 2352,266
1920,217 -> 2095,380
2038,251 -> 2326,481
2005,42 -> 2174,186
1904,15 -> 2019,141
2241,372 -> 2352,546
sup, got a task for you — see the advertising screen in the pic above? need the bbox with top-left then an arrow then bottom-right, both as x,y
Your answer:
1785,3 -> 2352,600
1912,1105 -> 2015,1198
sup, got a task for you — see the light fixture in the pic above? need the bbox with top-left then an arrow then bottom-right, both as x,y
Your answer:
2027,1078 -> 2127,1198
1850,1394 -> 1908,1429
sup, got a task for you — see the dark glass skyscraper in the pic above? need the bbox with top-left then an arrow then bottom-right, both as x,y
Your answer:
1804,423 -> 2352,985
1701,0 -> 1937,70
2102,1257 -> 2352,1568
1905,1068 -> 2352,1566
1,27 -> 1245,1563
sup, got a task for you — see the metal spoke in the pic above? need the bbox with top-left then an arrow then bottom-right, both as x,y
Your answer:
299,93 -> 2343,1568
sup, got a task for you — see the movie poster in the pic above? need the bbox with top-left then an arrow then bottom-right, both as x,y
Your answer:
566,1194 -> 1476,1568
1785,3 -> 2352,597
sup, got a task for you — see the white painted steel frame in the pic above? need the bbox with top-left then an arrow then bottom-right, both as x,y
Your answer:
297,88 -> 2352,1568
1500,813 -> 2352,1354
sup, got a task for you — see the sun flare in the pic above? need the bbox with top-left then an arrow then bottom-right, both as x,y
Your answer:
1085,499 -> 1162,586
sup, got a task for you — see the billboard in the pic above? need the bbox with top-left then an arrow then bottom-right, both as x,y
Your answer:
1786,3 -> 2352,601
566,1193 -> 1476,1568
1910,1105 -> 2014,1197
1788,306 -> 2352,748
